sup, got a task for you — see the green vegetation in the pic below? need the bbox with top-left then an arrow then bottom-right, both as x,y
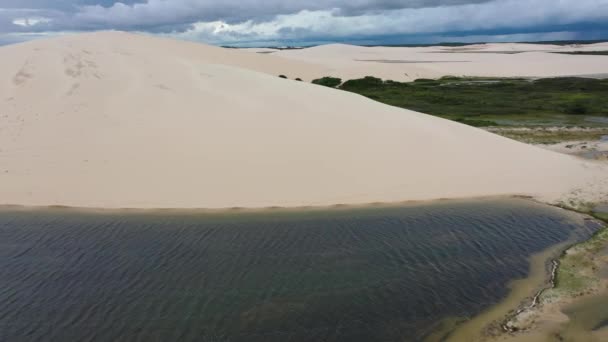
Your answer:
564,100 -> 591,115
551,227 -> 608,295
553,51 -> 608,56
313,76 -> 608,127
486,127 -> 608,144
540,202 -> 608,299
312,77 -> 342,87
361,40 -> 608,48
453,118 -> 498,127
594,211 -> 608,221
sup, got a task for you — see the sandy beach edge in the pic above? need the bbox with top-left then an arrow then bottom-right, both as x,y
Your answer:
0,194 -> 539,215
438,202 -> 608,342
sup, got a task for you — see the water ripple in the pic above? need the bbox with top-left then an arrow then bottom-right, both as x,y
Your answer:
0,199 -> 597,342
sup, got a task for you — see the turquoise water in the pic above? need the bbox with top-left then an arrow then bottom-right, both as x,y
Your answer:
0,199 -> 599,341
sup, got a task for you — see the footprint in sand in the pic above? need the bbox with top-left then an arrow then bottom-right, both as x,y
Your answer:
13,63 -> 33,86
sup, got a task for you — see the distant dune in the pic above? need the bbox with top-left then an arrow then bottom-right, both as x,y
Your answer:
0,32 -> 606,209
246,42 -> 608,81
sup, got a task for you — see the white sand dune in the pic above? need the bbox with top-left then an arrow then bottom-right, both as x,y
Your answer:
247,42 -> 608,81
1,31 -> 606,209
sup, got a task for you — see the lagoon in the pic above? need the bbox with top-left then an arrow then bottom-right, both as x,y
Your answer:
0,199 -> 599,341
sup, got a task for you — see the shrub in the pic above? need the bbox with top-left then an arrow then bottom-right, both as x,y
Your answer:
413,78 -> 436,83
439,76 -> 462,81
564,101 -> 590,115
279,75 -> 288,79
311,77 -> 342,88
295,78 -> 303,81
341,76 -> 384,90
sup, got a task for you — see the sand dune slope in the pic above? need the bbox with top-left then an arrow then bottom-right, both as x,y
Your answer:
248,42 -> 608,81
0,32 -> 606,208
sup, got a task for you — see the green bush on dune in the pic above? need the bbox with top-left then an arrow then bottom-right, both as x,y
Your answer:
311,77 -> 342,88
341,76 -> 384,91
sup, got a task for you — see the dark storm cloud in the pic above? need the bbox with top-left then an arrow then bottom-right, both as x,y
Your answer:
0,1 -> 494,32
0,1 -> 144,10
1,1 -> 607,45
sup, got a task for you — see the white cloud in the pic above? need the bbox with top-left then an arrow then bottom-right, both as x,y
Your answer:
12,17 -> 52,27
165,0 -> 608,44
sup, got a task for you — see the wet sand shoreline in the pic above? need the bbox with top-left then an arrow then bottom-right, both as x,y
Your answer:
442,206 -> 608,342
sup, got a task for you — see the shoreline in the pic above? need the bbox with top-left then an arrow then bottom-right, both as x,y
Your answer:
502,258 -> 560,332
433,238 -> 578,341
0,194 -> 537,215
492,208 -> 608,341
443,205 -> 608,341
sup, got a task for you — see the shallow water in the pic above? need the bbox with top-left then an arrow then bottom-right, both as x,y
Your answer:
555,293 -> 608,341
0,199 -> 598,342
593,204 -> 608,215
585,117 -> 608,125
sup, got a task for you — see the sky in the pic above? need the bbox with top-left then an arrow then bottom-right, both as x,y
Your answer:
1,0 -> 608,46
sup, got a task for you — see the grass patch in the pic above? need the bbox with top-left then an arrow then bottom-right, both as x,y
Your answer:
553,227 -> 608,294
315,76 -> 608,125
453,118 -> 498,127
594,212 -> 608,221
552,51 -> 608,56
544,203 -> 608,298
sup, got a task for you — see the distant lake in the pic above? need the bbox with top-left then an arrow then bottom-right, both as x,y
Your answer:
0,199 -> 599,342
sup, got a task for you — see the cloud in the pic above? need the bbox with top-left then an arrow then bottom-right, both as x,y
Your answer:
12,17 -> 52,27
0,1 -> 496,32
71,1 -> 494,28
0,1 -> 143,11
0,0 -> 607,45
167,0 -> 608,45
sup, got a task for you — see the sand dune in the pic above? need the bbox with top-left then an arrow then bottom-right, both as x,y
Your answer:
0,31 -> 606,209
246,42 -> 608,81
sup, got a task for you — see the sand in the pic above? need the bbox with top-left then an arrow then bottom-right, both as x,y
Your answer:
1,31 -> 607,209
541,139 -> 608,161
246,42 -> 608,81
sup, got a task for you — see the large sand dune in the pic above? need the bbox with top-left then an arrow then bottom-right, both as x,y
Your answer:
247,42 -> 608,81
0,32 -> 606,209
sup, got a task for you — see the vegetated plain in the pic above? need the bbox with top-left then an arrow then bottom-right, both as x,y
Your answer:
552,51 -> 608,55
312,76 -> 608,128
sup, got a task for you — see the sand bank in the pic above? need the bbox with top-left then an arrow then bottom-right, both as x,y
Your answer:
1,32 -> 607,209
432,209 -> 608,342
488,220 -> 608,342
